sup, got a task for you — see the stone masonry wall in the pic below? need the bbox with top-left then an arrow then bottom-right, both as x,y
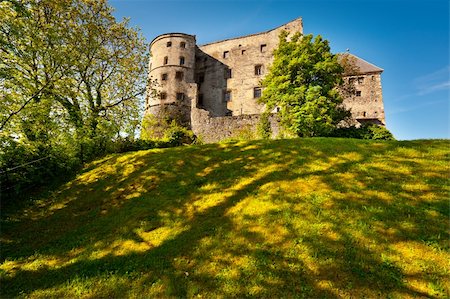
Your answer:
342,73 -> 385,125
191,107 -> 280,143
197,18 -> 303,116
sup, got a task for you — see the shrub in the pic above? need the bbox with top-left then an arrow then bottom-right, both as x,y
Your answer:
163,121 -> 196,146
330,124 -> 395,140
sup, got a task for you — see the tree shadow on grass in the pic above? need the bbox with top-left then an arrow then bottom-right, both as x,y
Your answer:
1,138 -> 449,297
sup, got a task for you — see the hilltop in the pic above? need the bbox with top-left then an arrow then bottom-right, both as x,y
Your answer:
1,138 -> 449,298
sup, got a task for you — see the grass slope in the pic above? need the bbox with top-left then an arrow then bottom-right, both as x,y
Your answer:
1,138 -> 449,298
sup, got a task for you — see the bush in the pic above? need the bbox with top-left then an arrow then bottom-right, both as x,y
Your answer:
330,124 -> 395,140
163,121 -> 196,146
0,136 -> 81,201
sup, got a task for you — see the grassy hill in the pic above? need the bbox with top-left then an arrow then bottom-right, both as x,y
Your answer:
1,138 -> 449,298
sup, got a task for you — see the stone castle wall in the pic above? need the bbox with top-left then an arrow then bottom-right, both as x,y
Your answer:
197,18 -> 303,116
191,108 -> 280,143
342,73 -> 385,125
145,17 -> 386,143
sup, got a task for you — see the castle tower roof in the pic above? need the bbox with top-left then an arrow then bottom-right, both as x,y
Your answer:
338,53 -> 384,75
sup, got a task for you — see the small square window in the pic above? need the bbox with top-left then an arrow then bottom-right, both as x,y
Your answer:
224,90 -> 232,102
179,56 -> 185,65
176,93 -> 185,101
357,77 -> 364,84
356,90 -> 362,97
255,65 -> 262,76
225,68 -> 232,79
160,92 -> 167,100
254,87 -> 262,98
161,73 -> 168,81
163,56 -> 168,65
223,51 -> 229,58
349,78 -> 355,84
260,44 -> 267,52
167,41 -> 172,47
180,42 -> 186,48
175,71 -> 184,80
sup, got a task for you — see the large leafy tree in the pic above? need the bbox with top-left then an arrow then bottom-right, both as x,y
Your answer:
260,31 -> 351,137
0,0 -> 147,197
0,0 -> 147,149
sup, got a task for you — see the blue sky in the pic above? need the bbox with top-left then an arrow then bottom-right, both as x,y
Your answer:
110,0 -> 449,140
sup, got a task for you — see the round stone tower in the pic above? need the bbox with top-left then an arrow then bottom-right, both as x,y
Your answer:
146,33 -> 197,128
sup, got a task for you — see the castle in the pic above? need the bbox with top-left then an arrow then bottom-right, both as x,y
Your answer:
145,17 -> 385,142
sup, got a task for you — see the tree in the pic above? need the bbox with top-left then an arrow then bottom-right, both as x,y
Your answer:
0,0 -> 148,199
259,31 -> 351,137
0,0 -> 147,161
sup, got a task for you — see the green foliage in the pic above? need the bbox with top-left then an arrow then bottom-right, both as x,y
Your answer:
0,134 -> 79,198
163,121 -> 196,146
141,108 -> 196,145
260,31 -> 351,137
331,124 -> 395,140
257,112 -> 272,139
0,0 -> 148,196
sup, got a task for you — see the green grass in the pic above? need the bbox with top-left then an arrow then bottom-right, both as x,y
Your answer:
1,138 -> 449,298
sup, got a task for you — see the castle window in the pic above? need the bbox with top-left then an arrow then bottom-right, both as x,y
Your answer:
167,41 -> 172,47
160,92 -> 167,100
241,49 -> 246,55
197,73 -> 205,83
225,68 -> 232,79
371,75 -> 375,81
176,93 -> 185,101
164,56 -> 168,65
355,90 -> 361,97
179,56 -> 185,65
223,51 -> 229,58
198,94 -> 204,107
349,78 -> 355,84
260,44 -> 267,52
362,111 -> 367,117
224,90 -> 232,102
255,65 -> 262,76
161,73 -> 168,81
175,71 -> 184,80
180,42 -> 186,48
358,77 -> 364,84
254,87 -> 262,98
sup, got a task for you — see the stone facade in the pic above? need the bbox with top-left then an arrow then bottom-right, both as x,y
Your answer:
145,17 -> 385,142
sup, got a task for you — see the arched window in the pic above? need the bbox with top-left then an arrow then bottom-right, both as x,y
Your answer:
179,56 -> 185,65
